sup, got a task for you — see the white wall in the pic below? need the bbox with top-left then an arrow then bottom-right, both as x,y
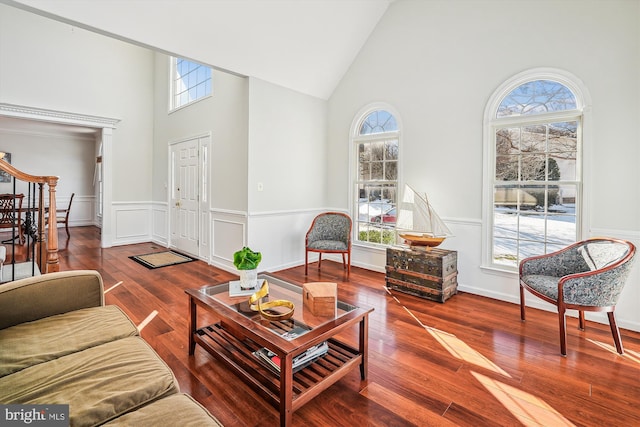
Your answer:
247,77 -> 327,212
0,129 -> 93,198
0,128 -> 94,226
3,0 -> 638,332
0,4 -> 155,204
151,53 -> 250,266
151,68 -> 329,271
328,0 -> 640,330
152,53 -> 250,211
245,78 -> 328,270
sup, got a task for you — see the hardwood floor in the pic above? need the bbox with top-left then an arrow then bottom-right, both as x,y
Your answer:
55,227 -> 640,426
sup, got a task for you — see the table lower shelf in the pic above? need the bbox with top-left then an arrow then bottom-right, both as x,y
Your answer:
194,322 -> 362,412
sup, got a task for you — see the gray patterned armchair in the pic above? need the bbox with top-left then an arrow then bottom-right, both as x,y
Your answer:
305,212 -> 352,277
519,237 -> 636,356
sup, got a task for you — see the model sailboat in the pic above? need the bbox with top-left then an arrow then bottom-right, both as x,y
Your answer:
396,184 -> 453,247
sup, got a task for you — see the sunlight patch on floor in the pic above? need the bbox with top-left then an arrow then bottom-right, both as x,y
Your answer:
361,381 -> 458,427
138,310 -> 158,332
626,348 -> 640,361
426,326 -> 511,378
387,286 -> 579,424
472,371 -> 576,427
587,339 -> 640,363
104,280 -> 123,293
392,289 -> 510,378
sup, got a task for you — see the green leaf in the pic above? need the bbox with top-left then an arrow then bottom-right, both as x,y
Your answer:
233,246 -> 262,270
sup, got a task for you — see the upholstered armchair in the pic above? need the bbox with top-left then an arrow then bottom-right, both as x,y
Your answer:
519,238 -> 636,356
305,212 -> 352,277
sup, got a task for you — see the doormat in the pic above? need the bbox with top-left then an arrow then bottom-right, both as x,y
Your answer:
129,250 -> 197,270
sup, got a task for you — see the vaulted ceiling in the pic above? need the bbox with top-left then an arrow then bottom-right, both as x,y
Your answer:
3,0 -> 392,100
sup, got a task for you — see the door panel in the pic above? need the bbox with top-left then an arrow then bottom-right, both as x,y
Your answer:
171,139 -> 199,255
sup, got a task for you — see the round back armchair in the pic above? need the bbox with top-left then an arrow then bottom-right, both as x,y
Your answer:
305,212 -> 352,277
519,237 -> 636,356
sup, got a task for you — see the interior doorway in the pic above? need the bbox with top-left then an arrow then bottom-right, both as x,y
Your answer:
0,104 -> 119,248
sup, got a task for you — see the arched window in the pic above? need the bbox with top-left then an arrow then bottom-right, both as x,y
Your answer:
351,106 -> 400,246
483,69 -> 588,270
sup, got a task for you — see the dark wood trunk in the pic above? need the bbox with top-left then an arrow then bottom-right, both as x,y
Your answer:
386,247 -> 458,303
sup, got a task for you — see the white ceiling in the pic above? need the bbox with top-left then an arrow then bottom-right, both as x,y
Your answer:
3,0 -> 392,100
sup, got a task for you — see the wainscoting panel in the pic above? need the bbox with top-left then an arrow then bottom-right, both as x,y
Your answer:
113,202 -> 640,332
589,228 -> 640,332
247,209 -> 331,272
63,194 -> 94,227
200,209 -> 210,260
151,202 -> 168,246
210,211 -> 246,272
113,202 -> 152,245
451,220 -> 640,333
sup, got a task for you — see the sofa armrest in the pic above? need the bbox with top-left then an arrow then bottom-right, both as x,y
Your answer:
0,270 -> 104,330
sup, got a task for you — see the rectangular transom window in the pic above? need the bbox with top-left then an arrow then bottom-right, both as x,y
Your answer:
170,57 -> 212,111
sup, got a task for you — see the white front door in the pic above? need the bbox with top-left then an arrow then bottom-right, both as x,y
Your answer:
170,139 -> 199,256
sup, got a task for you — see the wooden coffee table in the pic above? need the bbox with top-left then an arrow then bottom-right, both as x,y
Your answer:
186,274 -> 373,427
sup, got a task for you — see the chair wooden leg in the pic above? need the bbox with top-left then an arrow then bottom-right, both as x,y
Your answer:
65,222 -> 70,237
607,311 -> 624,354
347,252 -> 350,277
317,253 -> 322,270
304,250 -> 308,275
578,311 -> 585,331
559,307 -> 567,356
519,285 -> 526,321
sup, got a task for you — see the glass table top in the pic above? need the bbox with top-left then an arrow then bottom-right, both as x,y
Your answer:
199,274 -> 358,339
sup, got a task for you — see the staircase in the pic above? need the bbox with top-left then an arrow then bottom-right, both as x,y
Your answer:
0,155 -> 59,281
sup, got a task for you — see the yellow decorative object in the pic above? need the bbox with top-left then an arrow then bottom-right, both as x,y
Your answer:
248,280 -> 295,321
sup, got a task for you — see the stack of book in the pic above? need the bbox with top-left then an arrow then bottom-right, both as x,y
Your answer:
254,341 -> 328,374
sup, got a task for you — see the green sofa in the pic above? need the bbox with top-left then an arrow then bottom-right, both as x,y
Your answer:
0,270 -> 223,426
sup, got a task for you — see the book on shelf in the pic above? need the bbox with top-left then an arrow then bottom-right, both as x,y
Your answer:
253,341 -> 329,374
280,325 -> 310,340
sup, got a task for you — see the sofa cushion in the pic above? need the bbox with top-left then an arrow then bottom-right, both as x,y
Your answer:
103,393 -> 224,426
0,305 -> 138,377
0,336 -> 179,427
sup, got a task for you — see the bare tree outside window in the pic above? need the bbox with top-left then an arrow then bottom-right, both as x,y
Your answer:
493,80 -> 580,267
354,110 -> 399,245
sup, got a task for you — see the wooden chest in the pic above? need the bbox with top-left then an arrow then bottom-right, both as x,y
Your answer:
303,282 -> 337,316
385,247 -> 458,303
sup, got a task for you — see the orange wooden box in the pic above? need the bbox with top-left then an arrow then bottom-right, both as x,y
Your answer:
302,282 -> 337,316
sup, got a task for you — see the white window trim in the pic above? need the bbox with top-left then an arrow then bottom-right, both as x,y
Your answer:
481,67 -> 592,272
349,102 -> 403,249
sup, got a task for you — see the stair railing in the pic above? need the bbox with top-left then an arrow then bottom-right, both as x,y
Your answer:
0,157 -> 59,277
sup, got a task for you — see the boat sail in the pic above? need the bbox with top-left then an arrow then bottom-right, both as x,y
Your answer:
396,184 -> 453,247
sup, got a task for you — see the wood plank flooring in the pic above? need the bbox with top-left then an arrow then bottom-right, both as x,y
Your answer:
54,227 -> 640,426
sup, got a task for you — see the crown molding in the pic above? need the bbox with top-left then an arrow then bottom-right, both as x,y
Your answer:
0,103 -> 120,129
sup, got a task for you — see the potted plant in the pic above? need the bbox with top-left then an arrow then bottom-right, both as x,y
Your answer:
233,246 -> 262,290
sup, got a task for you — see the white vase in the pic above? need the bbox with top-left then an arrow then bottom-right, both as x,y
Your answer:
239,268 -> 258,290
